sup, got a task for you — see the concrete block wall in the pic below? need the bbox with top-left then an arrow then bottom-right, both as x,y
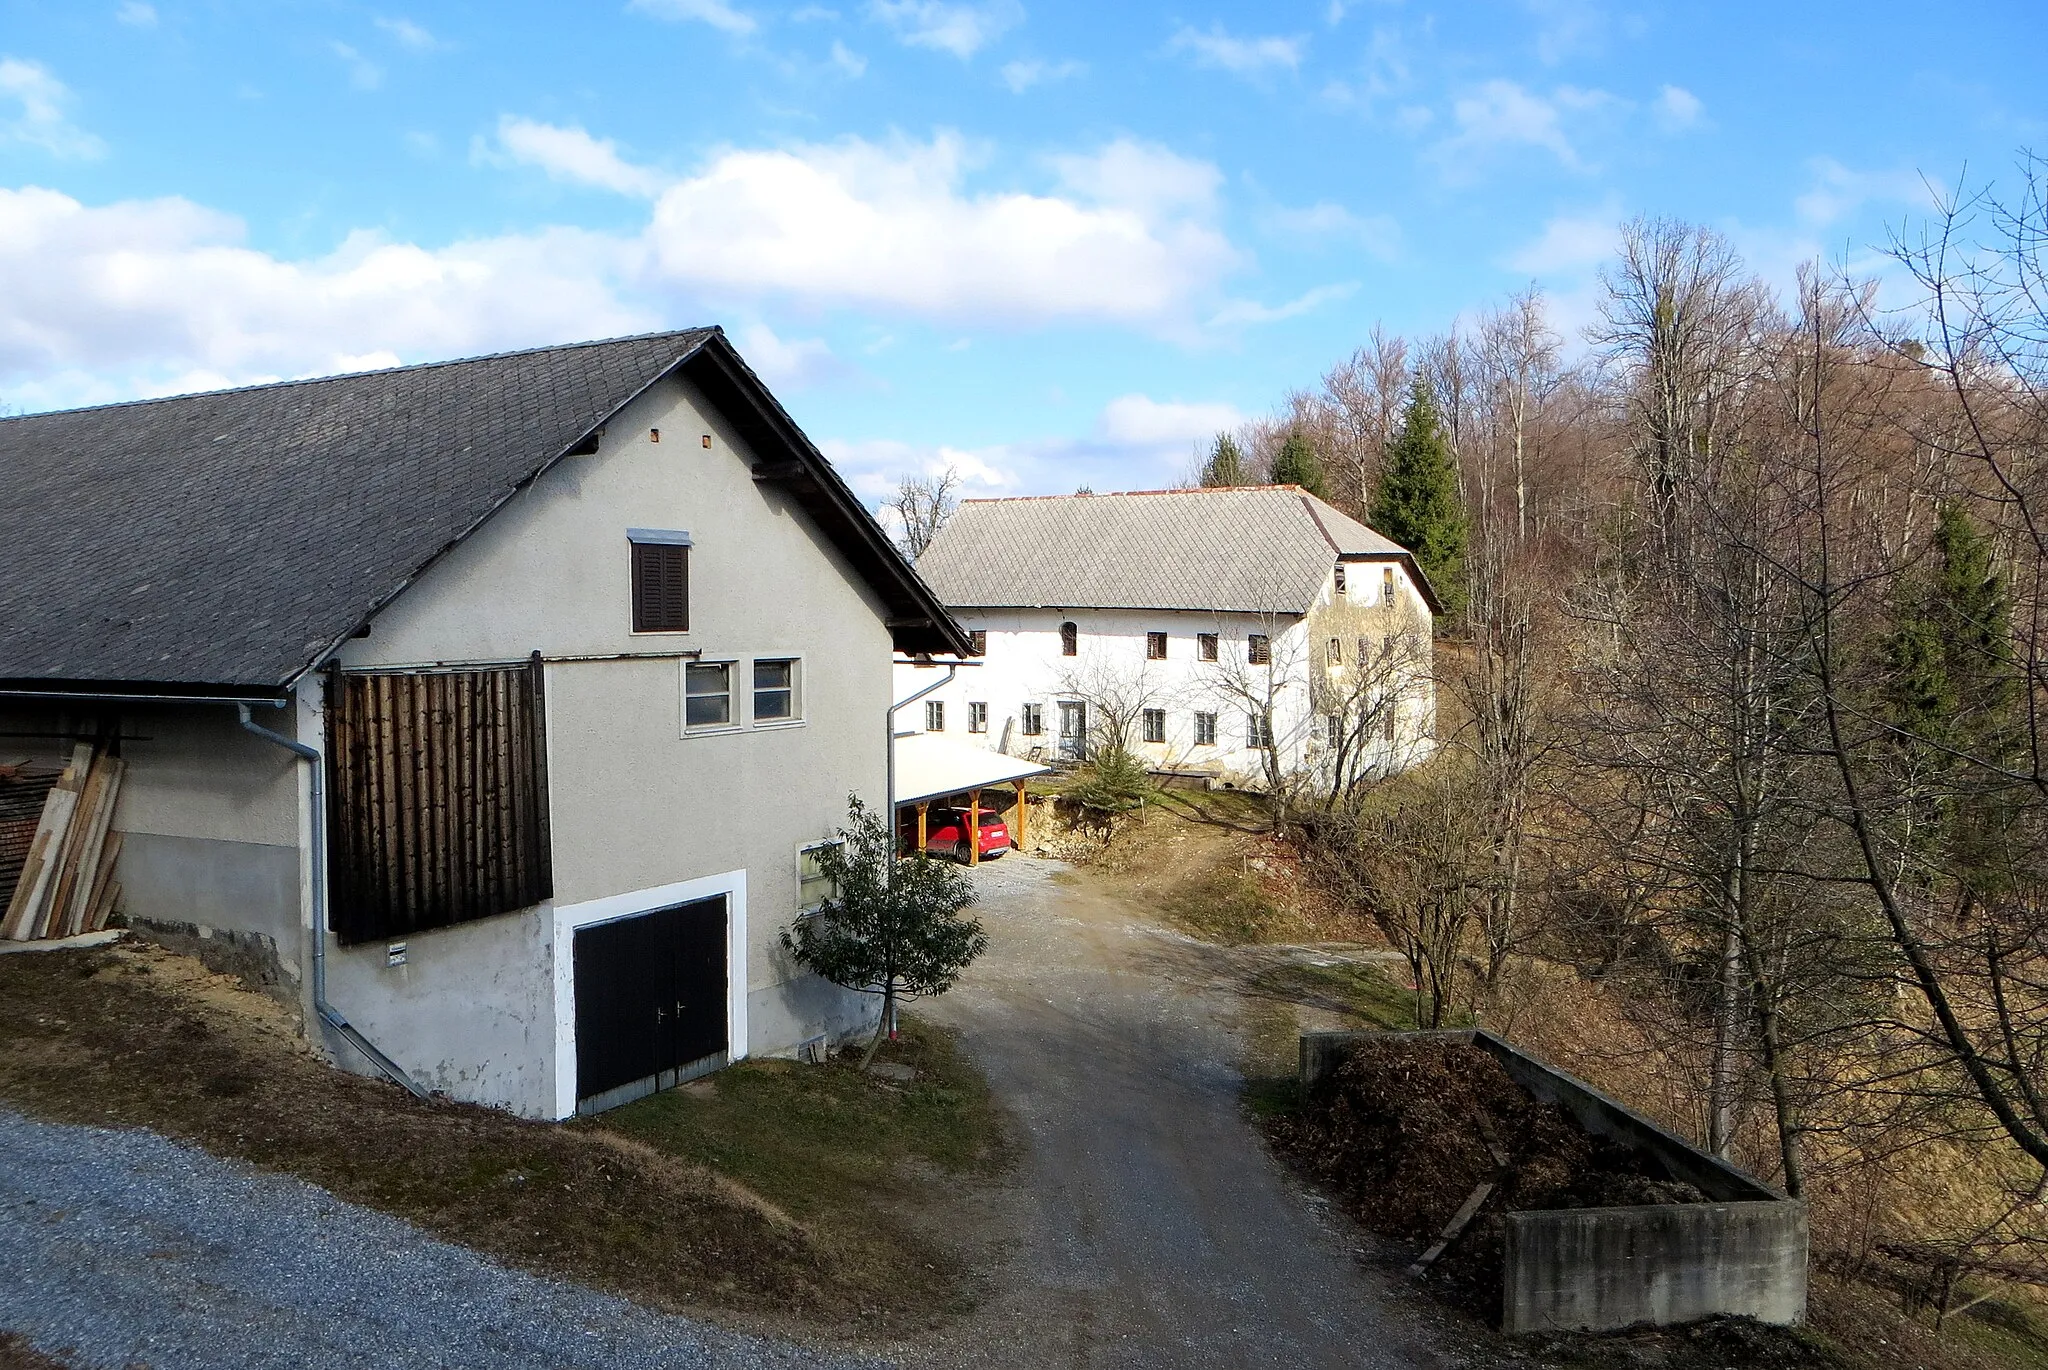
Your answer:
1298,1028 -> 1808,1334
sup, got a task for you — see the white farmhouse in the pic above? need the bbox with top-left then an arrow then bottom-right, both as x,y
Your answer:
895,486 -> 1441,791
0,329 -> 969,1119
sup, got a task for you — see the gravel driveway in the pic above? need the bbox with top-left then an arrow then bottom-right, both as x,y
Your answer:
0,1110 -> 874,1370
902,854 -> 1489,1370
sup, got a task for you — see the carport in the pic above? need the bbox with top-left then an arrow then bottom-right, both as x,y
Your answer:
891,733 -> 1050,865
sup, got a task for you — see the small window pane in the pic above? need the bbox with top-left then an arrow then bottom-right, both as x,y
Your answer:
1060,621 -> 1078,656
1197,633 -> 1218,662
1334,565 -> 1347,595
685,662 -> 731,727
969,630 -> 987,656
632,541 -> 689,633
1022,704 -> 1044,736
1326,714 -> 1342,749
1248,712 -> 1273,748
1247,634 -> 1270,665
1327,637 -> 1343,667
926,700 -> 945,731
799,843 -> 839,909
1146,632 -> 1167,660
754,658 -> 795,721
1142,709 -> 1166,744
1194,711 -> 1216,746
1383,567 -> 1396,602
969,702 -> 988,733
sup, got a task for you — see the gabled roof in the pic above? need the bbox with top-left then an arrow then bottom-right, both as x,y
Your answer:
912,486 -> 1443,617
0,328 -> 968,695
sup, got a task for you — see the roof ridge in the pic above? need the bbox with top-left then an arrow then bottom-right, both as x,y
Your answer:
958,484 -> 1303,506
0,326 -> 721,424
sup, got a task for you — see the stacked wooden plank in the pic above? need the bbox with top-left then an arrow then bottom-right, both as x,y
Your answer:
0,742 -> 125,941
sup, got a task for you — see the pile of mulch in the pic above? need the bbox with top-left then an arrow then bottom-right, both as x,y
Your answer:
1267,1039 -> 1706,1318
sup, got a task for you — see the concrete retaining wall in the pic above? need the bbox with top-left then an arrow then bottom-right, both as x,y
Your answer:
1298,1028 -> 1808,1334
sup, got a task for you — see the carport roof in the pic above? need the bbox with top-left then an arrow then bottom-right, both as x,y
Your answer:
892,732 -> 1050,808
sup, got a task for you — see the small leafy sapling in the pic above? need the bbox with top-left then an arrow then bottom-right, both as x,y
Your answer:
782,795 -> 988,1067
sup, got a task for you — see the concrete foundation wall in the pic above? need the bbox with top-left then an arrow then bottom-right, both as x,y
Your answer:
1503,1202 -> 1809,1335
1299,1029 -> 1807,1333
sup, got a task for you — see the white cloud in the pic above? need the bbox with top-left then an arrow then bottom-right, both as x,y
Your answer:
1503,198 -> 1623,273
114,2 -> 157,28
1262,201 -> 1400,259
1209,281 -> 1357,328
829,40 -> 867,76
0,186 -> 649,406
1048,138 -> 1220,218
1523,0 -> 1605,64
490,116 -> 669,198
643,132 -> 1239,328
1653,83 -> 1703,132
627,0 -> 758,36
0,59 -> 105,159
1096,393 -> 1246,446
866,0 -> 1022,59
1794,158 -> 1930,228
732,322 -> 842,388
1168,24 -> 1306,77
1432,80 -> 1614,174
1000,57 -> 1083,92
375,17 -> 442,52
329,41 -> 382,90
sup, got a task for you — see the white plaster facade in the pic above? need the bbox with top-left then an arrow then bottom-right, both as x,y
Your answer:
897,556 -> 1438,788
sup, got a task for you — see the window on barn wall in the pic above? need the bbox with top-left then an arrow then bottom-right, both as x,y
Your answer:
1247,634 -> 1271,665
1334,565 -> 1347,595
1146,632 -> 1167,660
926,700 -> 945,732
1383,567 -> 1396,603
1142,709 -> 1166,744
969,702 -> 988,733
798,841 -> 840,910
685,662 -> 732,729
1247,711 -> 1274,749
1060,621 -> 1078,656
324,659 -> 553,946
1021,703 -> 1044,736
753,659 -> 796,723
1194,711 -> 1217,746
1327,637 -> 1343,668
629,530 -> 690,632
1197,633 -> 1218,661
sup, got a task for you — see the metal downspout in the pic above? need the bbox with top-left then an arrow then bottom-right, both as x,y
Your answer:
237,702 -> 428,1099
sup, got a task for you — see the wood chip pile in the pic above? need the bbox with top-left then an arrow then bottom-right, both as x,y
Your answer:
1270,1039 -> 1707,1316
0,742 -> 125,941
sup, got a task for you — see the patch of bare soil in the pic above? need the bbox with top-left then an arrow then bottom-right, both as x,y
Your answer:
0,941 -> 971,1340
1266,1040 -> 1708,1321
0,1334 -> 68,1370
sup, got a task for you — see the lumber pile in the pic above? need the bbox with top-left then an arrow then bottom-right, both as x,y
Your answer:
0,742 -> 125,941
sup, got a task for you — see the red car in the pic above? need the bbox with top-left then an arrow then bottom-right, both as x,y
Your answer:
909,806 -> 1011,861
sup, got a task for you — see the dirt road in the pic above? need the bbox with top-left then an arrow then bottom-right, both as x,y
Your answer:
902,854 -> 1491,1370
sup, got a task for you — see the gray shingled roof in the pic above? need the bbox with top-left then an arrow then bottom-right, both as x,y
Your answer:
913,486 -> 1439,615
0,328 -> 967,692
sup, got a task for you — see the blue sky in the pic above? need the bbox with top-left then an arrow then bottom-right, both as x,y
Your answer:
0,0 -> 2041,502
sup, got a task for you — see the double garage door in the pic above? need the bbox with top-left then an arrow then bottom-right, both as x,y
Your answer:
573,895 -> 729,1114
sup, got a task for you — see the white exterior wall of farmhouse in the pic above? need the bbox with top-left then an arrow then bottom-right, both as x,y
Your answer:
897,558 -> 1436,787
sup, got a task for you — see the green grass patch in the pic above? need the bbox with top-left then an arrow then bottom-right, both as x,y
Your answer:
1246,957 -> 1424,1032
1165,869 -> 1289,945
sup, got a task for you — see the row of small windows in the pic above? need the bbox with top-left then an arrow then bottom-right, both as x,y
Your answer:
1332,564 -> 1398,602
1056,624 -> 1267,664
1327,634 -> 1402,668
686,658 -> 798,729
927,700 -> 1270,749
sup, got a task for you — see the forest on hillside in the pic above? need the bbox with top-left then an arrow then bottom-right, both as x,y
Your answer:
1208,156 -> 2048,1316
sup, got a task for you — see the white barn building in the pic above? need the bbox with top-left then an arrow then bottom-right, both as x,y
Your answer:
895,487 -> 1441,791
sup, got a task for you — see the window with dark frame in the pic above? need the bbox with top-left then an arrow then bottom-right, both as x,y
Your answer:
1327,636 -> 1343,667
685,662 -> 732,728
969,701 -> 988,733
1383,567 -> 1396,603
1248,711 -> 1273,749
1326,714 -> 1342,750
630,534 -> 690,633
1146,631 -> 1167,660
753,659 -> 796,722
1022,703 -> 1044,736
969,630 -> 987,656
1197,632 -> 1218,662
1194,711 -> 1217,746
926,699 -> 945,731
1247,634 -> 1271,665
1060,621 -> 1078,656
1334,564 -> 1347,595
1142,708 -> 1166,744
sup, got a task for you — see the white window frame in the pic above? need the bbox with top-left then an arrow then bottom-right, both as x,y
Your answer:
968,701 -> 989,733
550,867 -> 748,1121
1021,702 -> 1044,736
750,655 -> 805,730
1142,708 -> 1166,744
1194,711 -> 1217,746
682,658 -> 740,735
925,699 -> 945,732
797,838 -> 841,913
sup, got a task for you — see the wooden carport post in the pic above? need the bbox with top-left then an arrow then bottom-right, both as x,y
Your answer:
916,801 -> 929,853
967,788 -> 981,867
1013,779 -> 1028,851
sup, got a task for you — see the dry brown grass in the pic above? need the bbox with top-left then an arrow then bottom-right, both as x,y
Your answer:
0,940 -> 1003,1341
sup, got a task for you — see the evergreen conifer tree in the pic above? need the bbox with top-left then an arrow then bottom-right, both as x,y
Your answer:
1369,375 -> 1468,619
1201,432 -> 1247,487
1270,428 -> 1327,498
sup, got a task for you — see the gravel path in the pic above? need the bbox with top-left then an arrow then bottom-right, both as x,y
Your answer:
0,1110 -> 877,1370
903,854 -> 1492,1370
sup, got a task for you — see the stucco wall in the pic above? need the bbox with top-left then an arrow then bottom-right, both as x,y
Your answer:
893,558 -> 1434,787
320,372 -> 893,1115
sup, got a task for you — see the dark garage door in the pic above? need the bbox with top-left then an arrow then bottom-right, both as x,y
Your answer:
573,896 -> 729,1113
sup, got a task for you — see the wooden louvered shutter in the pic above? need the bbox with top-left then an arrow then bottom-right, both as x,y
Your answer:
632,542 -> 690,632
